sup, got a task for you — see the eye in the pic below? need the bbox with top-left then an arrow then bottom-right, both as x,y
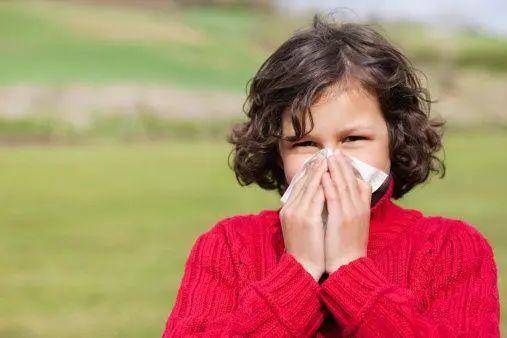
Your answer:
343,135 -> 367,142
292,140 -> 316,148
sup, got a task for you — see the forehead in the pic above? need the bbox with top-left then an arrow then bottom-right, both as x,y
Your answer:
281,81 -> 381,132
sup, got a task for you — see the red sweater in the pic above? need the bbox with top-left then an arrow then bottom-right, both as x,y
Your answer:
162,176 -> 500,337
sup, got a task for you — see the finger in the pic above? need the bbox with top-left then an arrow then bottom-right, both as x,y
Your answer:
284,161 -> 312,207
335,152 -> 363,208
299,155 -> 329,206
327,152 -> 354,212
321,171 -> 341,215
293,154 -> 322,204
286,158 -> 319,208
310,184 -> 325,210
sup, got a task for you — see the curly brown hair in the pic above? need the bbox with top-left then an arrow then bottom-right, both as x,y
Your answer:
226,13 -> 446,200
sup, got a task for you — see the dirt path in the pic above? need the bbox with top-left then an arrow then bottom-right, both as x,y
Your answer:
0,84 -> 246,127
0,69 -> 505,129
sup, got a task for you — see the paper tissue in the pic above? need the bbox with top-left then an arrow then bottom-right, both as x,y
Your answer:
279,147 -> 389,226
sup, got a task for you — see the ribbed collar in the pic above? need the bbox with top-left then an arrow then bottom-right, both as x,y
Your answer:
260,174 -> 421,256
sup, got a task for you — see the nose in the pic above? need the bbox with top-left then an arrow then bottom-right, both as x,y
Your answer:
321,142 -> 343,156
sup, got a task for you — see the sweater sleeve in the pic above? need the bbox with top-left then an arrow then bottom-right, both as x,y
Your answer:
318,222 -> 500,337
162,223 -> 326,337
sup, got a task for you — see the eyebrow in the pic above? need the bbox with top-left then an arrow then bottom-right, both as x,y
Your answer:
285,123 -> 374,141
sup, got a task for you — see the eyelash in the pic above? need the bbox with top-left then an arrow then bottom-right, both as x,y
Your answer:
293,136 -> 366,148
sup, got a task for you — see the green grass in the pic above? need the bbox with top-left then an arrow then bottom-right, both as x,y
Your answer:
1,1 -> 507,91
0,130 -> 505,337
0,1 -> 267,91
380,21 -> 507,73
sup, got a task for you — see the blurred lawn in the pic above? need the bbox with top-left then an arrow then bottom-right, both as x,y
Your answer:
0,130 -> 505,337
0,1 -> 506,337
0,1 -> 267,91
0,1 -> 506,91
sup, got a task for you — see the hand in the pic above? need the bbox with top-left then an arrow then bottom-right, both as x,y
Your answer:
279,154 -> 328,282
321,149 -> 372,274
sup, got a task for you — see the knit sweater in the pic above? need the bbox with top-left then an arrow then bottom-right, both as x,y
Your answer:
162,175 -> 500,337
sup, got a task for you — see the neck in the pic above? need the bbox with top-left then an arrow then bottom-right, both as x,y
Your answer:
369,172 -> 395,228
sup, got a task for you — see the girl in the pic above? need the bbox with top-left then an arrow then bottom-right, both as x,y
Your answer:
162,14 -> 500,337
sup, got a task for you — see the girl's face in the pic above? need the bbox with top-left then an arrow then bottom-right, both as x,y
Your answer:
278,82 -> 390,185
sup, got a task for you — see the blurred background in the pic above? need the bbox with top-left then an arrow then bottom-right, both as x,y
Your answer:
0,0 -> 505,337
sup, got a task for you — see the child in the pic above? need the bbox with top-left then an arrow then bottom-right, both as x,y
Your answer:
162,14 -> 500,337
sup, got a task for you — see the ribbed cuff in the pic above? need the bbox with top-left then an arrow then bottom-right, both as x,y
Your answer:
252,252 -> 325,335
319,256 -> 395,331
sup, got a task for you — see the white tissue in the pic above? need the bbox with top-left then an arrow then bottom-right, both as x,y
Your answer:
280,147 -> 388,205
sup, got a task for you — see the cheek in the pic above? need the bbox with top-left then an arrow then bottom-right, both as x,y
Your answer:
347,140 -> 390,172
